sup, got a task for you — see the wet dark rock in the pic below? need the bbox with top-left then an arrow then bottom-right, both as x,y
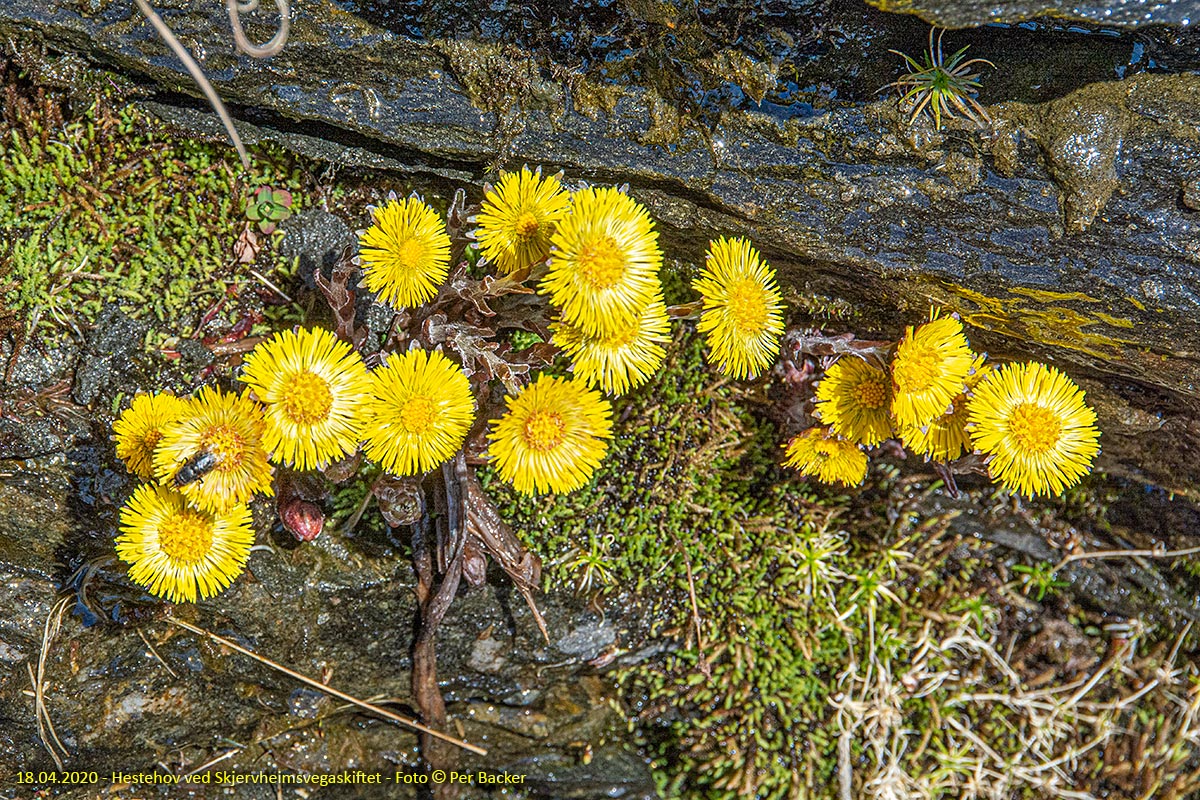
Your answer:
0,414 -> 90,461
0,459 -> 72,576
468,628 -> 510,674
4,1 -> 1200,494
1,337 -> 79,387
1184,177 -> 1200,211
0,339 -> 92,460
139,98 -> 476,184
1029,92 -> 1126,233
71,305 -> 150,406
866,0 -> 1200,28
364,300 -> 395,339
174,337 -> 215,369
554,618 -> 617,659
524,747 -> 658,800
0,460 -> 76,771
0,452 -> 657,798
947,492 -> 1200,627
276,206 -> 356,290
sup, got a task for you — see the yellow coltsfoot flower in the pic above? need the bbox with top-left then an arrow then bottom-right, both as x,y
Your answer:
360,348 -> 475,476
551,295 -> 671,395
113,391 -> 191,480
693,236 -> 785,380
967,361 -> 1100,497
116,483 -> 255,603
814,357 -> 893,446
358,195 -> 451,309
153,386 -> 274,513
488,374 -> 613,494
540,186 -> 663,337
782,427 -> 868,487
240,327 -> 371,471
476,166 -> 572,275
890,313 -> 975,429
899,355 -> 991,462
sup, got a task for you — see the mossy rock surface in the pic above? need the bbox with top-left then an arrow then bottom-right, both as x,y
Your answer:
0,93 -> 303,337
7,327 -> 1198,800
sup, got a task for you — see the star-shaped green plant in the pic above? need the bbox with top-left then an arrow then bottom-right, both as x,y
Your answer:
883,28 -> 994,130
245,186 -> 293,234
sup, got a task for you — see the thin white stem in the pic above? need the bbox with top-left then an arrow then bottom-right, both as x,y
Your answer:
1055,544 -> 1200,572
164,616 -> 487,756
226,0 -> 290,58
134,0 -> 251,170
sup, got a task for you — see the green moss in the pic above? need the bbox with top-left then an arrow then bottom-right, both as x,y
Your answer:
484,324 -> 1193,799
483,331 -> 969,796
509,329 -> 544,351
0,96 -> 304,338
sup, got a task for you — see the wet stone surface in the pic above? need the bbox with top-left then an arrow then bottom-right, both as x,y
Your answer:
0,324 -> 658,797
71,305 -> 151,407
0,456 -> 660,798
2,0 -> 1199,494
867,0 -> 1200,28
277,207 -> 356,290
0,341 -> 91,461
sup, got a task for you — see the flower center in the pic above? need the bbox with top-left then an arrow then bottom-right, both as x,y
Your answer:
158,510 -> 215,565
279,370 -> 333,425
812,439 -> 837,459
400,396 -> 437,434
854,378 -> 888,410
893,343 -> 941,393
522,411 -> 566,451
725,280 -> 769,333
140,429 -> 164,453
596,322 -> 640,348
204,426 -> 243,471
393,237 -> 427,271
514,211 -> 540,238
1009,403 -> 1062,453
576,235 -> 626,289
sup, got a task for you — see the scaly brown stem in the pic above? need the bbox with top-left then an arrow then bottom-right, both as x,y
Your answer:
412,479 -> 465,797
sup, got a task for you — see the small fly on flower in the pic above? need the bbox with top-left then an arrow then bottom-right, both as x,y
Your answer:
173,447 -> 224,487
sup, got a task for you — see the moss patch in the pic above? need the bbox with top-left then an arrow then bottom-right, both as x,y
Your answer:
483,331 -> 929,795
0,80 -> 304,339
489,327 -> 1200,799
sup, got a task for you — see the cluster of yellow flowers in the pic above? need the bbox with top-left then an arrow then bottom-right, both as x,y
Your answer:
111,328 -> 371,602
113,387 -> 266,604
783,313 -> 1101,498
110,328 -> 483,602
473,168 -> 786,390
115,166 -> 1097,605
355,169 -> 787,493
109,170 -> 786,603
